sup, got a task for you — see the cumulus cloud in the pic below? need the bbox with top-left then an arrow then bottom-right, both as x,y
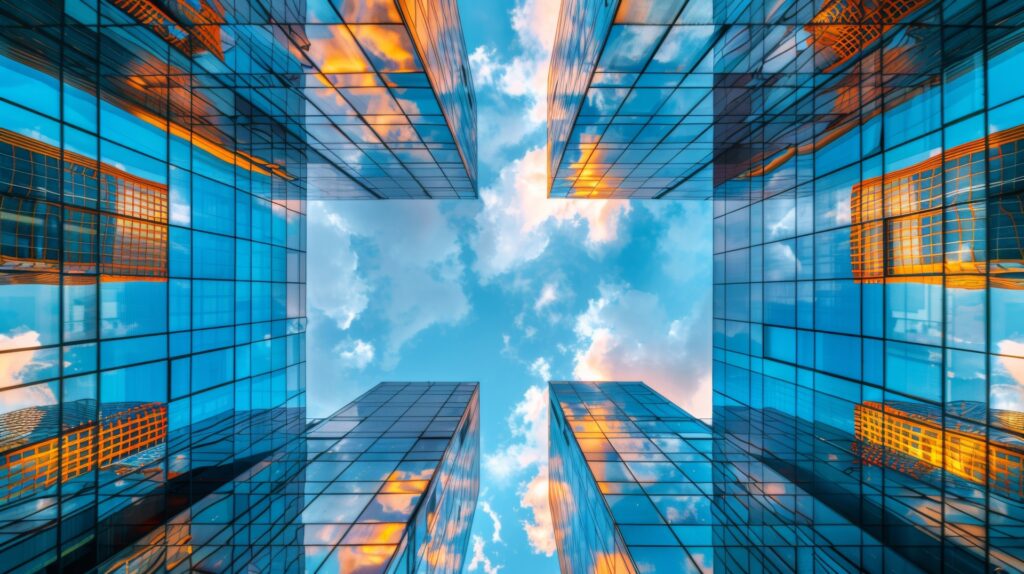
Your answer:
519,469 -> 556,556
468,535 -> 503,574
484,385 -> 557,556
0,329 -> 41,353
992,340 -> 1024,411
0,330 -> 50,390
479,500 -> 503,543
468,0 -> 562,167
534,282 -> 559,312
307,211 -> 369,330
334,339 -> 374,370
471,147 -> 631,282
485,385 -> 548,480
309,201 -> 470,368
0,330 -> 58,410
529,357 -> 552,382
470,0 -> 558,124
572,283 -> 713,419
469,46 -> 500,86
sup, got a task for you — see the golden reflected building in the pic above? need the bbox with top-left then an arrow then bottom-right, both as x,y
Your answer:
0,128 -> 168,281
551,0 -> 1024,571
0,401 -> 167,503
0,0 -> 476,570
850,126 -> 1024,289
855,401 -> 1024,500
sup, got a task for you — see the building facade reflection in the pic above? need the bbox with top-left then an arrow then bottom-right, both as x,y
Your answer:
99,381 -> 480,574
0,0 -> 476,571
1,401 -> 167,503
550,0 -> 1024,571
549,381 -> 716,574
854,400 -> 1024,500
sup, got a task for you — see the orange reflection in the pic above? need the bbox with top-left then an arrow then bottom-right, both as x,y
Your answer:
112,0 -> 226,61
307,26 -> 373,74
375,493 -> 419,515
370,123 -> 419,143
806,0 -> 933,72
350,25 -> 422,73
339,0 -> 402,23
334,544 -> 396,573
130,109 -> 295,182
381,480 -> 429,493
1,402 -> 167,502
567,419 -> 602,433
342,523 -> 405,545
851,126 -> 1024,289
0,128 -> 168,281
101,520 -> 192,573
854,401 -> 1024,500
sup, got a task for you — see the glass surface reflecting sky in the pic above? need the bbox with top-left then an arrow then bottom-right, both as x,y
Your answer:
98,381 -> 479,574
545,0 -> 1024,571
3,0 -> 1023,572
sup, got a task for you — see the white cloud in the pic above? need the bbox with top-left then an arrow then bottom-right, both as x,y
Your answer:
484,385 -> 548,480
471,146 -> 631,282
468,535 -> 503,574
0,330 -> 58,410
485,385 -> 557,556
529,357 -> 552,382
309,201 -> 471,368
479,500 -> 503,543
534,282 -> 559,312
992,340 -> 1024,412
572,283 -> 713,419
469,46 -> 499,86
334,339 -> 374,370
0,329 -> 41,354
0,330 -> 48,390
510,0 -> 559,54
470,0 -> 559,124
307,211 -> 369,330
519,468 -> 556,556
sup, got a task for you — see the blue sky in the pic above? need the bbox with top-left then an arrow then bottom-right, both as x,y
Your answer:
306,0 -> 713,571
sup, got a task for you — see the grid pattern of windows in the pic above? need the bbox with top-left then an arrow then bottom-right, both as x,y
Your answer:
0,0 -> 317,569
551,0 -> 1024,571
549,381 -> 716,574
283,0 -> 477,198
98,382 -> 480,574
547,0 -> 717,199
854,401 -> 1024,499
707,0 -> 1024,571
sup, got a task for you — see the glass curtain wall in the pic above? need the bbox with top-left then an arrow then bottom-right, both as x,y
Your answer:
97,381 -> 480,574
712,0 -> 1024,571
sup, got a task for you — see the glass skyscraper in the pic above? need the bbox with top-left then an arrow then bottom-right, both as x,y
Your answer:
549,381 -> 717,574
98,381 -> 480,574
549,0 -> 1024,571
0,0 -> 475,571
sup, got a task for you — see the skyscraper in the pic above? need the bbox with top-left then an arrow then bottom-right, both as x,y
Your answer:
548,381 -> 717,574
549,0 -> 1024,571
0,0 -> 476,570
98,381 -> 480,574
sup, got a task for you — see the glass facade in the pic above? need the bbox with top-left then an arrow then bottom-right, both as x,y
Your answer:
0,0 -> 475,571
97,381 -> 480,574
547,0 -> 716,199
709,0 -> 1024,570
549,381 -> 717,574
551,0 -> 1024,571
